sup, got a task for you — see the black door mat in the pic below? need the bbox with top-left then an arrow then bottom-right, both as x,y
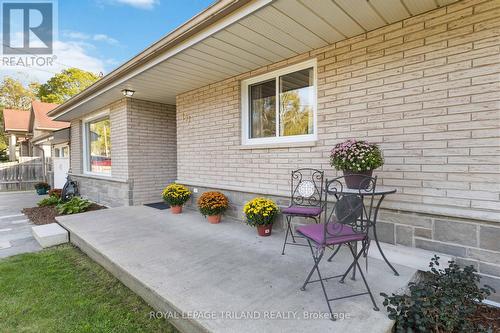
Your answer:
144,202 -> 170,210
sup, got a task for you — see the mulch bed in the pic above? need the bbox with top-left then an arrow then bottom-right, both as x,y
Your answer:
22,203 -> 105,225
471,304 -> 500,332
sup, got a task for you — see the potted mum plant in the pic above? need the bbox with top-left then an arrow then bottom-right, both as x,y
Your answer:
330,139 -> 384,189
34,182 -> 50,195
243,197 -> 279,237
197,191 -> 229,224
162,184 -> 191,214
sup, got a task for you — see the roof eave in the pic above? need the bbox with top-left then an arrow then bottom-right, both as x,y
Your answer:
48,0 -> 255,119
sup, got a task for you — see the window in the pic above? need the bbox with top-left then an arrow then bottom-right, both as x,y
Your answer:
242,60 -> 317,145
84,116 -> 111,175
62,146 -> 69,157
54,148 -> 60,157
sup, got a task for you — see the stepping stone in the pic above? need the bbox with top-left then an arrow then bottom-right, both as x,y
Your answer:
11,219 -> 29,224
0,214 -> 24,220
32,223 -> 69,248
0,240 -> 11,249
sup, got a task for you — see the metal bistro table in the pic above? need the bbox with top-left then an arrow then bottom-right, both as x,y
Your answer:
327,186 -> 399,277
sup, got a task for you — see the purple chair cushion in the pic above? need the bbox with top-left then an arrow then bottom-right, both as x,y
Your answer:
296,223 -> 366,246
282,206 -> 322,217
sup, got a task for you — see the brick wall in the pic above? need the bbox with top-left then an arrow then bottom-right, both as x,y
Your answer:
69,98 -> 176,205
177,0 -> 500,222
127,99 -> 177,204
109,99 -> 129,180
177,0 -> 500,285
69,119 -> 82,174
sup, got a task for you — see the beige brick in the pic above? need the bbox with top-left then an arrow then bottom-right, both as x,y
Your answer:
475,0 -> 500,13
172,1 -> 500,241
449,27 -> 500,47
425,7 -> 473,28
474,16 -> 500,31
425,25 -> 474,44
424,113 -> 471,124
404,24 -> 447,43
424,60 -> 472,76
448,7 -> 500,29
473,53 -> 500,66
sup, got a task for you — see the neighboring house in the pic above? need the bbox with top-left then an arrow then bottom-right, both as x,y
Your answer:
28,101 -> 71,188
2,108 -> 31,161
2,102 -> 70,187
29,100 -> 70,158
48,0 -> 500,290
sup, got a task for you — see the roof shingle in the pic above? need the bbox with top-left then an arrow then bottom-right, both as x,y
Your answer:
32,100 -> 69,130
2,109 -> 30,132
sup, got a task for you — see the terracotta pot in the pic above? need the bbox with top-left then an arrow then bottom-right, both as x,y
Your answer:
170,205 -> 183,214
207,214 -> 221,224
343,169 -> 374,189
257,224 -> 273,237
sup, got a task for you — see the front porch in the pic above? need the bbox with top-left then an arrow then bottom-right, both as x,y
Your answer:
57,206 -> 415,333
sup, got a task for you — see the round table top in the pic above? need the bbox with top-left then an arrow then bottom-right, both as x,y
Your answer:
333,186 -> 397,195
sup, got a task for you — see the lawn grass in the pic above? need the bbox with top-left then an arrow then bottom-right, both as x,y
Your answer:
0,244 -> 178,333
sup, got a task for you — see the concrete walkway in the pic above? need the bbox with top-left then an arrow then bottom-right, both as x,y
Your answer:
58,206 -> 416,333
0,191 -> 43,258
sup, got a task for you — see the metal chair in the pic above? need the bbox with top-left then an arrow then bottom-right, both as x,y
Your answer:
296,175 -> 379,320
281,168 -> 324,255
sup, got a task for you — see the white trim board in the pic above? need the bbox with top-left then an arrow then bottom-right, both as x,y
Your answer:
53,0 -> 274,120
240,59 -> 318,146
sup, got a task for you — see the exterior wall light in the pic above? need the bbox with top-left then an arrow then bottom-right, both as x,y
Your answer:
121,89 -> 135,97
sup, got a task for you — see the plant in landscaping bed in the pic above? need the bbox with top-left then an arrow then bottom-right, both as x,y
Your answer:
330,139 -> 384,189
48,189 -> 62,198
197,191 -> 229,224
381,255 -> 495,333
56,197 -> 92,215
162,184 -> 191,214
243,197 -> 279,236
34,182 -> 50,194
37,195 -> 60,207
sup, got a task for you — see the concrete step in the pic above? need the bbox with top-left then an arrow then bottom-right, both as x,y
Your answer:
368,242 -> 452,272
32,223 -> 69,248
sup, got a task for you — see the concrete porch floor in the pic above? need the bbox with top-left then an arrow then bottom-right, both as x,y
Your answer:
57,206 -> 416,333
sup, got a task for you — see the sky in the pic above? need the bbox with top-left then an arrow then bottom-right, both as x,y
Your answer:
1,0 -> 214,84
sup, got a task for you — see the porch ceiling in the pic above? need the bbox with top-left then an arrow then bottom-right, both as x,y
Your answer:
55,0 -> 458,121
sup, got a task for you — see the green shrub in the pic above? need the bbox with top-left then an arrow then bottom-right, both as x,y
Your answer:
381,256 -> 495,333
37,196 -> 60,207
56,197 -> 92,215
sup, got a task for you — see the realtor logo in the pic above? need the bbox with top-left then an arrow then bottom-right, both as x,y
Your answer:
2,1 -> 53,54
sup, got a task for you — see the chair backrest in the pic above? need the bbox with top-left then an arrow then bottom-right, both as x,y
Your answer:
323,175 -> 377,238
290,168 -> 324,207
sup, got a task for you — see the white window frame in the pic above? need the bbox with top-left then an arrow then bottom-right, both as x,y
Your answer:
82,110 -> 112,177
241,59 -> 318,146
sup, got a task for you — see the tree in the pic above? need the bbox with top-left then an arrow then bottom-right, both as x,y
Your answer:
0,77 -> 39,110
279,91 -> 312,136
0,77 -> 38,159
0,106 -> 8,158
38,68 -> 100,104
